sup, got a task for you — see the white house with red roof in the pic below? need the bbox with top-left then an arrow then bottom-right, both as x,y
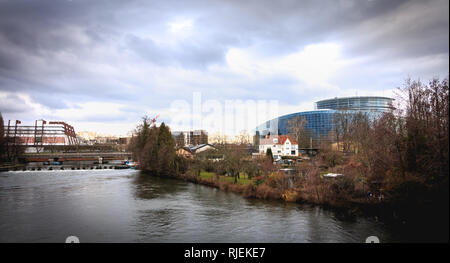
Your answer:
259,135 -> 298,160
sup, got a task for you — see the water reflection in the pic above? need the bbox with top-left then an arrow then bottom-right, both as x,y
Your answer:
0,170 -> 400,242
133,173 -> 185,200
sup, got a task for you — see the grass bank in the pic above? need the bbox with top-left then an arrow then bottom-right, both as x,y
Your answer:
173,170 -> 384,214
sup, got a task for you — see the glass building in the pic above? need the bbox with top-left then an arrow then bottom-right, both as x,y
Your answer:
254,96 -> 393,146
315,96 -> 393,112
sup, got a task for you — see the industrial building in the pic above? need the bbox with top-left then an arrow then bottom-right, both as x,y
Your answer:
3,120 -> 80,147
254,96 -> 394,147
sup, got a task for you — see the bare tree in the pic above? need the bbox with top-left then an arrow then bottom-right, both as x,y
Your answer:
348,77 -> 449,198
236,130 -> 251,145
222,144 -> 247,184
333,109 -> 353,152
209,133 -> 228,145
399,77 -> 449,180
287,115 -> 309,148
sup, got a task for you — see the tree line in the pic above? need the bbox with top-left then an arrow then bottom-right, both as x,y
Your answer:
330,78 -> 448,194
298,77 -> 449,226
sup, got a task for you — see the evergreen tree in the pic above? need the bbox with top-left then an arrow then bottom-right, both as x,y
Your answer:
129,118 -> 179,176
156,122 -> 176,175
266,148 -> 274,163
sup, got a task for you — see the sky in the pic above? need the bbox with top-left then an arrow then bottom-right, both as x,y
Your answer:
0,0 -> 448,136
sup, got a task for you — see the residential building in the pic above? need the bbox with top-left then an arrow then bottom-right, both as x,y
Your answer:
172,130 -> 208,147
176,144 -> 218,159
176,147 -> 194,159
188,130 -> 208,146
172,131 -> 187,147
259,135 -> 298,160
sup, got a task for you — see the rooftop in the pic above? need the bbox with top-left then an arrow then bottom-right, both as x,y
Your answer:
260,135 -> 297,145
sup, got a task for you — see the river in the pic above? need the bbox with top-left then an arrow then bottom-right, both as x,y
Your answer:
0,169 -> 409,242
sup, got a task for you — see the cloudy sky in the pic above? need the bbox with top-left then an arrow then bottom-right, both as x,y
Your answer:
0,0 -> 448,136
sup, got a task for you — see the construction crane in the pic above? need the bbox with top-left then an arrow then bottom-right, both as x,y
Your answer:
150,115 -> 159,127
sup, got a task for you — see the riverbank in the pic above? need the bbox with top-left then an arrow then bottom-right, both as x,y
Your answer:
156,170 -> 442,228
141,170 -> 448,242
152,170 -> 382,217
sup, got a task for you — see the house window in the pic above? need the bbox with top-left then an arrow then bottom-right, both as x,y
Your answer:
291,150 -> 295,155
278,150 -> 281,153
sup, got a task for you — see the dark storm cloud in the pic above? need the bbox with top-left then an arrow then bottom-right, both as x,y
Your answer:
0,0 -> 446,69
339,0 -> 449,59
125,34 -> 231,68
2,0 -> 438,73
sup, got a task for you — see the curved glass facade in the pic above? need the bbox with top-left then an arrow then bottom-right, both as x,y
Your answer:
255,110 -> 336,140
315,96 -> 393,112
255,96 -> 394,146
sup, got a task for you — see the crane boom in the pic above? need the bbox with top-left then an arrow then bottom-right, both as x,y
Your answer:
150,115 -> 159,127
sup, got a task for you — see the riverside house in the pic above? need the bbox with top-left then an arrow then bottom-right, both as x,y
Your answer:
259,135 -> 299,160
176,144 -> 218,159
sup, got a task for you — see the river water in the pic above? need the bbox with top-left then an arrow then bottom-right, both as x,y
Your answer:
0,169 -> 408,242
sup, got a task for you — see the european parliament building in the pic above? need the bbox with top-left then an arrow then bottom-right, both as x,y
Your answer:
254,96 -> 394,146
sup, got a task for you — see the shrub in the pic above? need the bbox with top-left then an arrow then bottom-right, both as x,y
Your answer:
255,184 -> 281,200
228,183 -> 245,194
282,190 -> 300,202
219,181 -> 231,191
201,160 -> 216,172
330,176 -> 355,199
243,184 -> 256,198
321,150 -> 343,168
253,175 -> 265,186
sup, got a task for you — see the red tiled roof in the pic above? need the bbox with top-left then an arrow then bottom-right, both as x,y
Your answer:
260,135 -> 297,145
278,135 -> 297,145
